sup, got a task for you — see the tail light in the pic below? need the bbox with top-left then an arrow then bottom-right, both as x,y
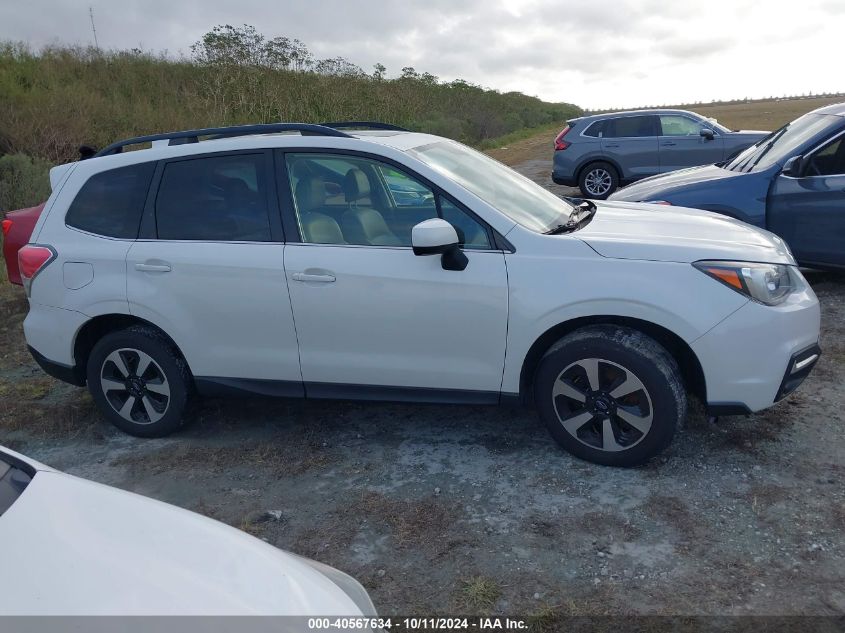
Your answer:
1,219 -> 11,236
18,244 -> 56,296
554,126 -> 572,151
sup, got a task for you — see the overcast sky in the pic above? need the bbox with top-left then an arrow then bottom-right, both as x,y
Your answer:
1,0 -> 843,109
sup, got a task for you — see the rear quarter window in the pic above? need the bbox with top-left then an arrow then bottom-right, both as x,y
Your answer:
65,162 -> 155,239
582,121 -> 605,137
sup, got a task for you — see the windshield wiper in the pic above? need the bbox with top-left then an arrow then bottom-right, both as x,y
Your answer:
544,199 -> 596,234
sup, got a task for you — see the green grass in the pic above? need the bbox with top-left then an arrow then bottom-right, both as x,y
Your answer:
0,37 -> 581,165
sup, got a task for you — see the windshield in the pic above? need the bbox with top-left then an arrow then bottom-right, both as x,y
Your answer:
408,140 -> 574,232
0,455 -> 32,517
724,113 -> 835,173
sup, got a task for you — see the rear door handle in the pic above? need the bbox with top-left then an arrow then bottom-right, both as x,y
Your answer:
135,262 -> 171,273
661,142 -> 677,147
605,143 -> 620,148
292,272 -> 336,283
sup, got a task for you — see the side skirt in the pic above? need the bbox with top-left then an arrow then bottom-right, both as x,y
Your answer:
194,376 -> 501,405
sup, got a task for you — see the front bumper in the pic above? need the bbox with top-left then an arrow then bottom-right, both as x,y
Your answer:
692,282 -> 821,413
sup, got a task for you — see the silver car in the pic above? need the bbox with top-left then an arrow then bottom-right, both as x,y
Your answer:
552,109 -> 768,198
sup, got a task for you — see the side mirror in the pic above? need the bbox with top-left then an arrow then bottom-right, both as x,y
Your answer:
782,155 -> 803,177
700,128 -> 715,141
411,218 -> 468,271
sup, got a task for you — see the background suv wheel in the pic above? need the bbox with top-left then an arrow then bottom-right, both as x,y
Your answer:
578,161 -> 619,199
534,325 -> 686,467
87,326 -> 192,437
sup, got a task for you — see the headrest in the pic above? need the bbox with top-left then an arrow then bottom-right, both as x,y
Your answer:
344,168 -> 371,203
295,178 -> 327,213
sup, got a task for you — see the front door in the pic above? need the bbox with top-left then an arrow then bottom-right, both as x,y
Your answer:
658,114 -> 724,172
768,133 -> 845,268
280,151 -> 509,400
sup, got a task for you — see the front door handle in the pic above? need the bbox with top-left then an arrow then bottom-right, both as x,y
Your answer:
135,262 -> 171,273
605,143 -> 620,148
292,272 -> 336,283
661,141 -> 677,147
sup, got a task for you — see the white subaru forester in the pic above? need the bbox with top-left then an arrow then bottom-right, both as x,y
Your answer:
19,122 -> 821,466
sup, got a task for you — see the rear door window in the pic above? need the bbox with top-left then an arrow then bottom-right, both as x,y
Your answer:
154,153 -> 271,241
65,162 -> 155,238
605,116 -> 658,138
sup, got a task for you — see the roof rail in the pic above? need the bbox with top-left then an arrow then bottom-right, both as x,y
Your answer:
321,121 -> 410,132
93,123 -> 353,157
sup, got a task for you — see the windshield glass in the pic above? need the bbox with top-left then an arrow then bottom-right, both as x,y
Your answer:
724,113 -> 835,173
408,140 -> 574,232
0,456 -> 32,517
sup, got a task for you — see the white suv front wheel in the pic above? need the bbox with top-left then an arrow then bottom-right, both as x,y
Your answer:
534,325 -> 686,467
86,326 -> 192,437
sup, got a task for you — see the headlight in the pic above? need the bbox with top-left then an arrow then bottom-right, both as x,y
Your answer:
693,260 -> 803,306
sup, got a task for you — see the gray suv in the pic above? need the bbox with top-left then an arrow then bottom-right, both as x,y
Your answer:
552,109 -> 768,198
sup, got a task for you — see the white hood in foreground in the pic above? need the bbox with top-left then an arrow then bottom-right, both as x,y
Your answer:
0,462 -> 367,615
577,201 -> 795,265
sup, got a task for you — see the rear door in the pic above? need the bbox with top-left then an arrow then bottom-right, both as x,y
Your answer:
600,115 -> 659,180
658,114 -> 724,172
768,131 -> 845,268
126,150 -> 302,391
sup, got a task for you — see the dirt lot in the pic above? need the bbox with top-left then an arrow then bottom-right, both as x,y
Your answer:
1,131 -> 844,619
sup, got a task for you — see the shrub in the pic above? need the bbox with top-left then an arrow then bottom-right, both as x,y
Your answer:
0,153 -> 50,213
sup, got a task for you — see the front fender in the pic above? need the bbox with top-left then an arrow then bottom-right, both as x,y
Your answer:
500,247 -> 748,394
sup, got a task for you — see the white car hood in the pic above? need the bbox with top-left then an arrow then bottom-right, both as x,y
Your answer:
577,200 -> 795,264
0,469 -> 364,615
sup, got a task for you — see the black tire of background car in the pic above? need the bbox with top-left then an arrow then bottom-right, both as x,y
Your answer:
578,161 -> 619,199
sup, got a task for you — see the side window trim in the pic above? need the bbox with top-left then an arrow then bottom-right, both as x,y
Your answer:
141,148 -> 280,242
275,148 -> 503,250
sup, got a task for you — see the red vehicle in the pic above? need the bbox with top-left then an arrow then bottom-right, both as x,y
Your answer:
2,203 -> 45,285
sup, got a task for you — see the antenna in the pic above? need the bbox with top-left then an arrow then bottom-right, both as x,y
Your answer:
89,7 -> 100,50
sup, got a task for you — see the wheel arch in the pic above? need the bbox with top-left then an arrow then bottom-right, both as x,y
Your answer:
517,315 -> 706,406
73,314 -> 191,384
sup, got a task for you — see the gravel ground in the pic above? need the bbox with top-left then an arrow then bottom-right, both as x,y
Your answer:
1,148 -> 843,619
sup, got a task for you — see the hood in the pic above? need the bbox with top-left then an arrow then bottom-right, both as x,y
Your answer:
0,469 -> 368,615
730,129 -> 769,136
609,164 -> 744,202
577,200 -> 794,264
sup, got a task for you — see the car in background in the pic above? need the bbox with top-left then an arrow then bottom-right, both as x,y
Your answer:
0,445 -> 378,616
610,102 -> 845,270
552,109 -> 768,199
2,202 -> 44,285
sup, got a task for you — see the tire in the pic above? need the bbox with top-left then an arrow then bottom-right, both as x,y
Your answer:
86,325 -> 192,437
578,162 -> 619,199
533,325 -> 686,467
